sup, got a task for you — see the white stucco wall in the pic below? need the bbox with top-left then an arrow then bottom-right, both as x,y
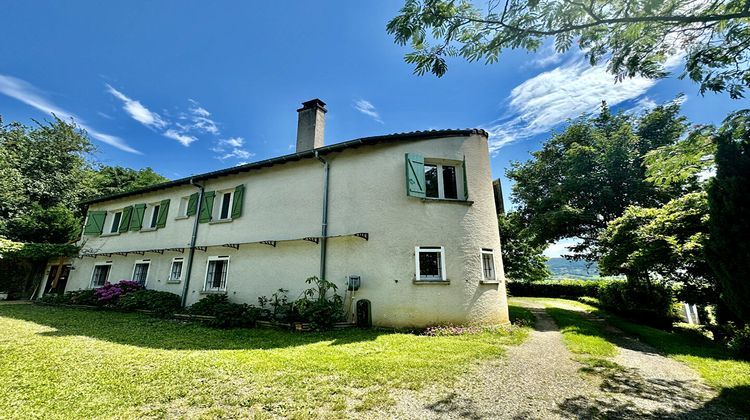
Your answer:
59,133 -> 508,327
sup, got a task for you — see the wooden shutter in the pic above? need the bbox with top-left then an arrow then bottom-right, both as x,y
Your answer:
231,184 -> 245,219
462,155 -> 469,200
83,211 -> 106,235
129,204 -> 146,231
405,153 -> 426,198
186,192 -> 198,216
156,199 -> 170,228
199,191 -> 215,223
118,206 -> 133,233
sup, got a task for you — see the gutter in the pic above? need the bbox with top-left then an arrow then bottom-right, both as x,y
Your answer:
181,179 -> 204,307
315,151 -> 330,280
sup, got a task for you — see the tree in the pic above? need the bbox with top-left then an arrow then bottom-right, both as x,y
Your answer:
88,166 -> 168,198
507,102 -> 686,260
388,0 -> 750,97
498,212 -> 550,281
707,110 -> 750,323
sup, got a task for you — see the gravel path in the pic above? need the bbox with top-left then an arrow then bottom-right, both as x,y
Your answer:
384,299 -> 742,419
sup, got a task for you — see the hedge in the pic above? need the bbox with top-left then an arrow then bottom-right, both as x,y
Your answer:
507,279 -> 617,298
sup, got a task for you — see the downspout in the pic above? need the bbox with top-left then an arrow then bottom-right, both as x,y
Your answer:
181,179 -> 204,307
315,151 -> 330,280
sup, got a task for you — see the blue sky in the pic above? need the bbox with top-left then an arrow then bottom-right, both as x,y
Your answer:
1,1 -> 748,257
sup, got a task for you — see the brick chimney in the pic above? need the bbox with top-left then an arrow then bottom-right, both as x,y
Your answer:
296,99 -> 326,152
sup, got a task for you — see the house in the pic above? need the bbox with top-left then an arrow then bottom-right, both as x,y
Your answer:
41,99 -> 509,327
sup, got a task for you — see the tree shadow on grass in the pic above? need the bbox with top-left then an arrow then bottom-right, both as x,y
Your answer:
0,304 -> 385,351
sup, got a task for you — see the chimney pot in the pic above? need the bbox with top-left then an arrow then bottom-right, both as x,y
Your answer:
296,98 -> 326,152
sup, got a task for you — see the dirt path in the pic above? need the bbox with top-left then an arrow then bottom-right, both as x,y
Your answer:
386,299 -> 742,419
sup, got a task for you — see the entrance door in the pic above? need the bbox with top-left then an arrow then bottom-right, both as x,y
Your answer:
44,264 -> 71,295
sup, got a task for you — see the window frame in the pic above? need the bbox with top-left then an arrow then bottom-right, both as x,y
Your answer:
177,196 -> 190,218
415,246 -> 446,281
213,189 -> 234,221
423,159 -> 464,200
147,203 -> 161,229
90,262 -> 112,288
107,210 -> 123,234
131,259 -> 151,286
168,257 -> 184,282
481,248 -> 497,282
203,256 -> 230,292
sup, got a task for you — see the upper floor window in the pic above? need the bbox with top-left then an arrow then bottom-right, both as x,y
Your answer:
178,196 -> 190,217
108,211 -> 123,233
148,204 -> 161,229
217,190 -> 233,220
481,248 -> 496,281
415,246 -> 446,281
405,153 -> 467,200
424,162 -> 460,199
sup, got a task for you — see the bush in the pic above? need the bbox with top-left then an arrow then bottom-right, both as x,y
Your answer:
507,279 -> 615,299
117,290 -> 181,316
258,277 -> 346,330
94,280 -> 144,305
726,324 -> 750,359
188,294 -> 260,328
598,281 -> 677,328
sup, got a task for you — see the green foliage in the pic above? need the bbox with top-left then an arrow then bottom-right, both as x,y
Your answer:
3,205 -> 81,243
507,102 -> 685,260
258,277 -> 347,330
498,212 -> 549,281
507,279 -> 615,299
597,281 -> 676,328
727,324 -> 750,359
88,166 -> 168,198
188,294 -> 261,328
644,125 -> 716,189
707,110 -> 750,323
38,289 -> 99,306
0,238 -> 79,260
387,0 -> 750,97
117,290 -> 181,317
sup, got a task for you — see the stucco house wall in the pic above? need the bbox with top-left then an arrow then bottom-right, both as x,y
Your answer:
48,132 -> 508,327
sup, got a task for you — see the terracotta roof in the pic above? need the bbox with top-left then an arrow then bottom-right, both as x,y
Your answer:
81,128 -> 487,205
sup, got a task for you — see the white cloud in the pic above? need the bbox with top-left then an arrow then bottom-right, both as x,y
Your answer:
527,44 -> 564,69
484,54 -> 682,152
354,99 -> 383,123
212,137 -> 254,160
186,99 -> 219,135
163,129 -> 197,146
105,84 -> 166,129
0,74 -> 140,154
544,238 -> 582,258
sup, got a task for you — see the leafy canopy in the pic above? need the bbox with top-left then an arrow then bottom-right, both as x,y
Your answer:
498,212 -> 550,281
388,0 -> 750,97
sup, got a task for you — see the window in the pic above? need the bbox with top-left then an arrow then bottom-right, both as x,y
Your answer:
178,196 -> 190,217
148,204 -> 161,229
91,264 -> 111,287
132,260 -> 150,285
215,191 -> 234,220
204,257 -> 229,291
169,258 -> 183,282
424,161 -> 462,199
481,249 -> 496,281
109,211 -> 122,233
415,246 -> 446,281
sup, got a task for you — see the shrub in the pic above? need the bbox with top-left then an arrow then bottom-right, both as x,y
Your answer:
726,324 -> 750,359
188,294 -> 260,328
38,289 -> 99,306
94,280 -> 144,305
117,290 -> 181,316
598,281 -> 677,328
258,277 -> 346,330
507,279 -> 615,299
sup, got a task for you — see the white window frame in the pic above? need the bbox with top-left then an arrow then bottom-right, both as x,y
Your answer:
131,259 -> 151,286
203,256 -> 230,292
106,210 -> 123,234
213,189 -> 234,221
177,196 -> 190,218
423,159 -> 464,200
146,203 -> 161,229
415,246 -> 446,281
481,248 -> 497,281
168,257 -> 184,282
90,262 -> 112,288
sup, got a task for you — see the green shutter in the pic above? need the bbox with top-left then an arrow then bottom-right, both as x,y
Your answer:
186,192 -> 198,216
199,191 -> 215,223
129,204 -> 146,231
462,155 -> 469,200
231,184 -> 245,219
405,153 -> 426,198
118,206 -> 133,233
83,211 -> 106,236
156,199 -> 170,228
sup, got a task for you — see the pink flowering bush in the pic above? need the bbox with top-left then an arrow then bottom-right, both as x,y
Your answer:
94,280 -> 144,305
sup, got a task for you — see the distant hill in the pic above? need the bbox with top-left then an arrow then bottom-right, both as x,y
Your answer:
546,257 -> 599,279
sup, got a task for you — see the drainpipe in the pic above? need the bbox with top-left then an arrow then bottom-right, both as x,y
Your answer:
315,151 -> 330,280
181,179 -> 204,307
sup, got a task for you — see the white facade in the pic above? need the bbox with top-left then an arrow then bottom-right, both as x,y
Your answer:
46,130 -> 509,327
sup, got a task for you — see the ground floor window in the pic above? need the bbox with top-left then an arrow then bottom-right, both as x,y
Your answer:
415,246 -> 446,281
91,264 -> 111,287
204,257 -> 229,291
132,260 -> 150,285
169,258 -> 184,281
481,248 -> 496,281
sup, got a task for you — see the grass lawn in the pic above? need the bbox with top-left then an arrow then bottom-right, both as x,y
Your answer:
0,304 -> 529,419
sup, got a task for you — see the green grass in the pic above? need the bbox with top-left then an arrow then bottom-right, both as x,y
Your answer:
545,307 -> 618,357
508,303 -> 536,327
0,304 -> 528,419
609,316 -> 750,414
